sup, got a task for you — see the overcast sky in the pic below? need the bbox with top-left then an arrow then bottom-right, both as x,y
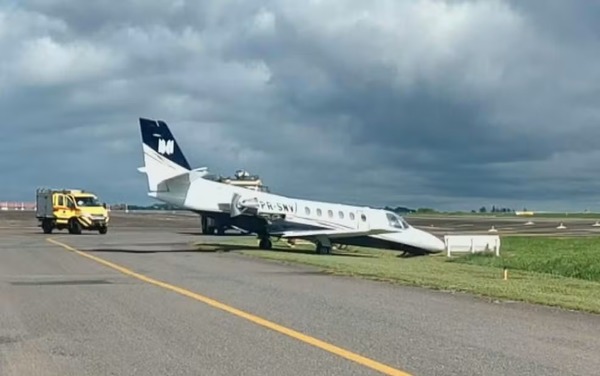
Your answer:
2,0 -> 599,211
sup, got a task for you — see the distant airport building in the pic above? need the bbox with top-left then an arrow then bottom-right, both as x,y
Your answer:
0,201 -> 36,211
515,211 -> 535,216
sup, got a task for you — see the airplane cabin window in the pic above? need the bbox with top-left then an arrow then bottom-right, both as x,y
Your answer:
349,212 -> 355,220
317,208 -> 322,216
328,210 -> 333,218
305,207 -> 310,215
361,214 -> 367,222
339,211 -> 344,219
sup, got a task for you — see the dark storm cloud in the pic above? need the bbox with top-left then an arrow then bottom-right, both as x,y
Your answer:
2,0 -> 600,211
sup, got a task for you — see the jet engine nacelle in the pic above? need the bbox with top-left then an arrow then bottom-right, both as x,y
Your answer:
230,193 -> 296,219
231,193 -> 260,217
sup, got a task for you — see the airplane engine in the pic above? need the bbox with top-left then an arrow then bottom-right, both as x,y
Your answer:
231,193 -> 260,217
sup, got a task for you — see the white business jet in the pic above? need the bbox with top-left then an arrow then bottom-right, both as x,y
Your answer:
137,118 -> 445,255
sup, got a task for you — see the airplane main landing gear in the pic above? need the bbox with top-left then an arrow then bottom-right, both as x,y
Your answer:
201,215 -> 227,235
315,240 -> 332,255
258,236 -> 272,250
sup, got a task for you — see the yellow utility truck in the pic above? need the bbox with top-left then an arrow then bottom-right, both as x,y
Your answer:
36,188 -> 109,234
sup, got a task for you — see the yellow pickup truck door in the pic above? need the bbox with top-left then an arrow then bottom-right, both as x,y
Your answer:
64,196 -> 77,217
54,194 -> 68,224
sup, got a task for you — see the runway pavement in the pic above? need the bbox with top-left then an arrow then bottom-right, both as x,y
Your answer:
406,215 -> 600,237
1,211 -> 599,375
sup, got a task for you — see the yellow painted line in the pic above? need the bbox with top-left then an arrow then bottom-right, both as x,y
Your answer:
46,238 -> 412,376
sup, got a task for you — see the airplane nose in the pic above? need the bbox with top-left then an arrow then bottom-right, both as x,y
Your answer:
428,234 -> 446,252
417,229 -> 446,252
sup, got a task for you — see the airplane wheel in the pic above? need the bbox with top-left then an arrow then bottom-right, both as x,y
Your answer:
259,237 -> 272,250
316,243 -> 330,255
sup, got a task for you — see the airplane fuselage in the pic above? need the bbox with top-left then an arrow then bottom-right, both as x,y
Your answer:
151,165 -> 445,255
138,118 -> 446,255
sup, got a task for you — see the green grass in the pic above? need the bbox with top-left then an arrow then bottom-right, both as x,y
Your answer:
451,236 -> 600,282
194,236 -> 600,314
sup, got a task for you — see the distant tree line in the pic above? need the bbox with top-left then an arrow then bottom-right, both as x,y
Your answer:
472,206 -> 515,213
383,206 -> 442,214
386,205 -> 518,214
384,206 -> 417,213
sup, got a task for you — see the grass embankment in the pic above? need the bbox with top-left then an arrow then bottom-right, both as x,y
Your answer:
451,237 -> 600,282
195,236 -> 600,313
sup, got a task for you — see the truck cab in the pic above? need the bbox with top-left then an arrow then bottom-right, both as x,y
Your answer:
36,188 -> 110,234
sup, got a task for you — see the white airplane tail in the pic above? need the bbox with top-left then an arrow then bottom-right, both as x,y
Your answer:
138,117 -> 192,192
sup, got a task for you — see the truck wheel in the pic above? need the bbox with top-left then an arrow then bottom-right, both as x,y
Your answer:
99,226 -> 108,234
42,219 -> 53,234
69,218 -> 82,235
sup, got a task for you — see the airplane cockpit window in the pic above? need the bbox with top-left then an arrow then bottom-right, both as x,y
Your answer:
386,212 -> 407,229
399,216 -> 410,228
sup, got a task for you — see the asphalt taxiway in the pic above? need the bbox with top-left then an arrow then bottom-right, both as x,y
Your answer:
1,211 -> 599,376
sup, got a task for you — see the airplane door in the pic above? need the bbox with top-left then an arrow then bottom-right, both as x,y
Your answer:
356,209 -> 370,232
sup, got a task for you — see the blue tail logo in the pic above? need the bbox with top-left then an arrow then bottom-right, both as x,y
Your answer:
139,117 -> 191,170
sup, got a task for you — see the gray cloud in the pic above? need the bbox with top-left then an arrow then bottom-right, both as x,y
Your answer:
2,0 -> 599,211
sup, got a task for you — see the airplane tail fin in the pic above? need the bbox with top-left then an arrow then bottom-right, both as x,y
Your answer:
138,117 -> 192,192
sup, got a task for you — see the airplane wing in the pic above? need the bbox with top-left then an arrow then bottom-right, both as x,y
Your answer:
274,228 -> 398,240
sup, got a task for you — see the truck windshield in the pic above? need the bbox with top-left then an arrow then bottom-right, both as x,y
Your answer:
74,196 -> 101,207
